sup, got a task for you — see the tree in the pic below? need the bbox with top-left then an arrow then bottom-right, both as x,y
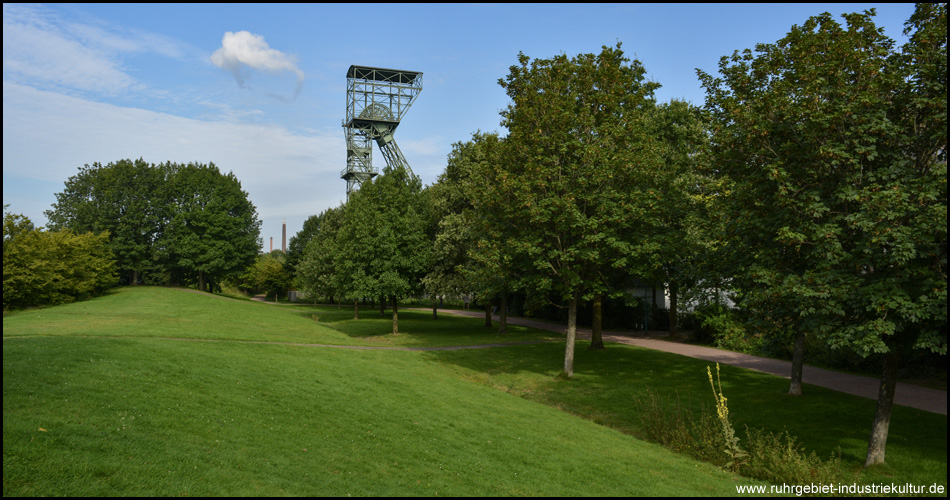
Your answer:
488,43 -> 662,377
427,131 -> 517,331
334,165 -> 430,333
161,162 -> 262,292
45,159 -> 164,285
699,6 -> 946,465
45,159 -> 262,292
295,206 -> 345,305
646,100 -> 713,338
4,207 -> 116,309
252,251 -> 293,302
286,212 -> 324,279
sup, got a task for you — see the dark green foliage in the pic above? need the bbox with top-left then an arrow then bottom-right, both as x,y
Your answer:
699,8 -> 947,359
691,304 -> 762,355
425,132 -> 506,309
489,42 -> 663,375
285,212 -> 325,278
295,206 -> 345,302
3,208 -> 116,309
45,160 -> 261,292
333,165 -> 431,330
161,162 -> 261,292
741,427 -> 848,486
45,158 -> 163,285
645,100 -> 716,336
699,6 -> 946,464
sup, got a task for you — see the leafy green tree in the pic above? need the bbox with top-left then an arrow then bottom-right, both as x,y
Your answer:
286,213 -> 324,279
699,6 -> 946,465
4,208 -> 116,309
333,199 -> 379,320
335,165 -> 430,332
161,162 -> 262,292
489,43 -> 663,376
646,100 -> 714,337
45,159 -> 164,285
2,204 -> 34,256
295,206 -> 345,304
427,131 -> 516,330
252,251 -> 293,302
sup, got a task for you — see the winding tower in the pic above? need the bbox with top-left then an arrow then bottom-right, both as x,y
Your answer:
342,65 -> 423,196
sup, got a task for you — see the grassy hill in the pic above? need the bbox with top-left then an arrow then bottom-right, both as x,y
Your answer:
4,287 -> 756,496
4,286 -> 946,496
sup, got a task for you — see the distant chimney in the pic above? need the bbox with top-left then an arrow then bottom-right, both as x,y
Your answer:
270,237 -> 273,252
282,218 -> 287,253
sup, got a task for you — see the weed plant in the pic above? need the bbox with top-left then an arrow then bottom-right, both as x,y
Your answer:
633,366 -> 853,486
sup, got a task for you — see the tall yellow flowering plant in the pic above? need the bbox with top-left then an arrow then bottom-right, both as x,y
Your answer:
707,363 -> 748,471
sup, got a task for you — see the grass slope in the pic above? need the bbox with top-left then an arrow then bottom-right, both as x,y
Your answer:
4,287 -> 755,496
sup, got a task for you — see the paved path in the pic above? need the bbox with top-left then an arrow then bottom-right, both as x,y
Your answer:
436,308 -> 947,415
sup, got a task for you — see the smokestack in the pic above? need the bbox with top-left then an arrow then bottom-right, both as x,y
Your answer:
282,218 -> 287,253
270,237 -> 273,252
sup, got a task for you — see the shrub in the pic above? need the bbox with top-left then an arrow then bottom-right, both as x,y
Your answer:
3,210 -> 117,310
632,388 -> 725,466
633,365 -> 849,484
692,304 -> 764,354
743,427 -> 850,485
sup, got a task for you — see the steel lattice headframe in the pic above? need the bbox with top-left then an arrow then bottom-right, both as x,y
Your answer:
341,65 -> 423,197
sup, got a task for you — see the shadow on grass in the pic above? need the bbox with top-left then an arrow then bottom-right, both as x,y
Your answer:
283,301 -> 946,479
420,340 -> 947,476
287,305 -> 562,347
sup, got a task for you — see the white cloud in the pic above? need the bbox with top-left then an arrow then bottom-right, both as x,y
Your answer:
211,31 -> 305,99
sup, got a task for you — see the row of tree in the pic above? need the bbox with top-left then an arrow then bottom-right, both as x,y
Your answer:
44,159 -> 262,292
290,6 -> 945,467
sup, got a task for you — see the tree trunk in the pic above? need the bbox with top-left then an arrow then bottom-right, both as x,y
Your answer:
590,293 -> 605,350
668,280 -> 679,337
392,296 -> 399,335
432,296 -> 438,320
499,291 -> 508,334
789,331 -> 806,395
380,294 -> 386,316
485,302 -> 492,328
353,299 -> 359,320
651,283 -> 658,321
563,292 -> 578,378
865,345 -> 900,466
198,271 -> 206,293
131,270 -> 139,286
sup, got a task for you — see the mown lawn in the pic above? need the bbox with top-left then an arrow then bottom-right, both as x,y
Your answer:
293,297 -> 948,492
4,287 -> 760,496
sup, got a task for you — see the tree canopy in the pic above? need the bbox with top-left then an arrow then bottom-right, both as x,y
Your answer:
45,160 -> 261,292
699,6 -> 946,465
331,165 -> 431,332
488,42 -> 664,377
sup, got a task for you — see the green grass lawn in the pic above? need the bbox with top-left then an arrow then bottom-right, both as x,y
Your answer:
3,287 -> 757,496
4,286 -> 946,496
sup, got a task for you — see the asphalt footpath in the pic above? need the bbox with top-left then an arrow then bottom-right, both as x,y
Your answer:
439,308 -> 947,416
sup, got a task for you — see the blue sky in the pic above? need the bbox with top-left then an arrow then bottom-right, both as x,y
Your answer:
3,3 -> 917,249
